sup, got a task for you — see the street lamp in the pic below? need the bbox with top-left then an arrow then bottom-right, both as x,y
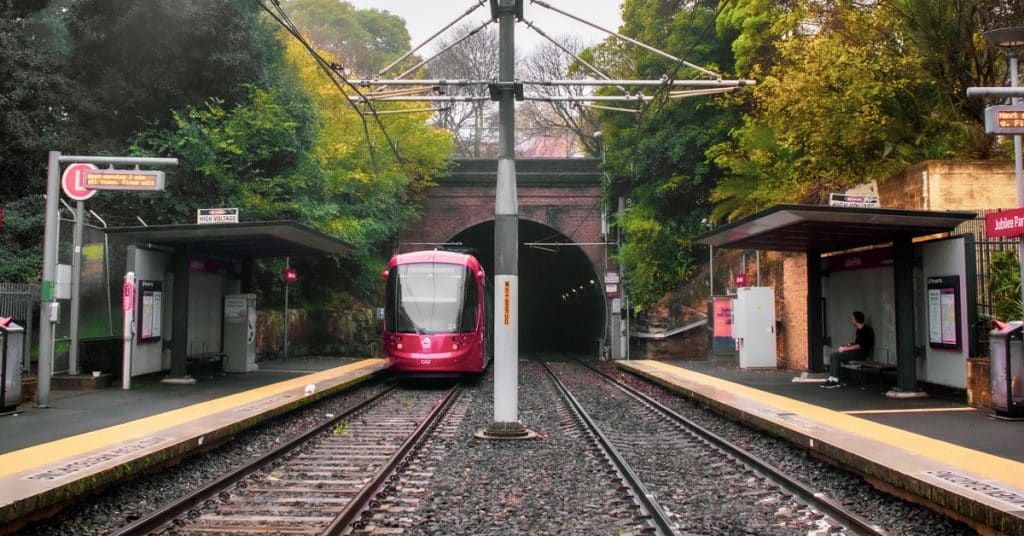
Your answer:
984,27 -> 1024,318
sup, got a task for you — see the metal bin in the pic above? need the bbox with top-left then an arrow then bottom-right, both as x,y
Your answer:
990,321 -> 1024,418
1,319 -> 24,412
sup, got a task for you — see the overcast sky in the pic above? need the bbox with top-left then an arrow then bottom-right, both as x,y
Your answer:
344,0 -> 625,54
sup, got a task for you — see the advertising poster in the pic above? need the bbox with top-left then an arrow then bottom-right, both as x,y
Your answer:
137,280 -> 162,343
926,276 -> 960,350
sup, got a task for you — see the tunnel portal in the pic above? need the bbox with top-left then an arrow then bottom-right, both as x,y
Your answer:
450,220 -> 606,358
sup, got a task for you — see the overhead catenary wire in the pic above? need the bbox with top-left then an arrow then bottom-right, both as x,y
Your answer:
377,0 -> 487,78
529,0 -> 721,79
391,19 -> 496,81
255,0 -> 405,169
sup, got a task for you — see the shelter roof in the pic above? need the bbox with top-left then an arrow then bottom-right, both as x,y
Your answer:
104,221 -> 352,258
694,204 -> 976,253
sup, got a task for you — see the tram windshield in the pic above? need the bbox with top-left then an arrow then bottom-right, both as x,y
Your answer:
386,262 -> 478,334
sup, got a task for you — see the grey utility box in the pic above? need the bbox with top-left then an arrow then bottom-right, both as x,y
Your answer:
1,320 -> 24,412
989,321 -> 1024,419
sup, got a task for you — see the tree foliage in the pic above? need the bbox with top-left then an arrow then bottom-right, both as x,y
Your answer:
593,0 -> 737,309
282,0 -> 411,77
132,33 -> 451,297
66,0 -> 281,152
990,250 -> 1022,322
709,1 -> 1010,221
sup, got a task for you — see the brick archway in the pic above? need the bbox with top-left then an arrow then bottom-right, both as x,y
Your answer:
399,158 -> 608,272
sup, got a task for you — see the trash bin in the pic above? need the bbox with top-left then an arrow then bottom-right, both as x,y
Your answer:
990,321 -> 1024,418
1,319 -> 24,412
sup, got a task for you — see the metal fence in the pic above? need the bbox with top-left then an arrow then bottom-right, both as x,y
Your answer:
952,215 -> 1019,356
0,282 -> 36,372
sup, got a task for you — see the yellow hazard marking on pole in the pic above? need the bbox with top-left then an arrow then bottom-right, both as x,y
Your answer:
503,280 -> 510,325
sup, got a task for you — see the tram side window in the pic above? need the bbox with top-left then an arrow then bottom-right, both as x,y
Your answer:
461,270 -> 478,332
385,267 -> 399,332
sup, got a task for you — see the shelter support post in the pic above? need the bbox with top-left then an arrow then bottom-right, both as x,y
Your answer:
806,250 -> 824,372
168,249 -> 191,381
890,235 -> 924,397
240,258 -> 254,294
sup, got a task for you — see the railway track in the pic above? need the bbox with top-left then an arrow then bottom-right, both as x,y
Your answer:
113,385 -> 462,536
543,360 -> 888,536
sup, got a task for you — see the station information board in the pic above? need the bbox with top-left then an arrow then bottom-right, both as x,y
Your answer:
985,105 -> 1024,135
85,169 -> 165,191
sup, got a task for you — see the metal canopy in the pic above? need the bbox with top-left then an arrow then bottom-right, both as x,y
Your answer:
105,220 -> 353,258
694,204 -> 976,253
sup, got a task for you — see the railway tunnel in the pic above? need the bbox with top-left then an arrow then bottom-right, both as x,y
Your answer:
450,219 -> 606,359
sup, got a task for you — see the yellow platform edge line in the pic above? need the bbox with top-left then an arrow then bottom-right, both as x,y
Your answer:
843,407 -> 980,415
0,358 -> 387,477
621,360 -> 1024,486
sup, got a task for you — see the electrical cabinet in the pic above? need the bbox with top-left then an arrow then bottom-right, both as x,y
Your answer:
733,287 -> 776,368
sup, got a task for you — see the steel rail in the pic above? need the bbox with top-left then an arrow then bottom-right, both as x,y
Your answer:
110,385 -> 397,536
584,362 -> 889,536
322,384 -> 463,535
541,362 -> 680,536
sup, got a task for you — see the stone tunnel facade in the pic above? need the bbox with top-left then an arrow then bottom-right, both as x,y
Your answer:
398,158 -> 609,272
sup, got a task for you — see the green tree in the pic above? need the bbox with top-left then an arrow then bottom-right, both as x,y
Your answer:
282,0 -> 411,76
66,0 -> 280,152
593,0 -> 738,309
0,2 -> 81,203
990,250 -> 1022,322
708,2 -> 1000,221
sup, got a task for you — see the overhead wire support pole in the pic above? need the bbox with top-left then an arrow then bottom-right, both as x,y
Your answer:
530,0 -> 721,79
378,0 -> 487,77
479,0 -> 535,440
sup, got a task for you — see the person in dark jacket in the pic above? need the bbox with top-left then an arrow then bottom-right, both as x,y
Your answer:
822,311 -> 874,388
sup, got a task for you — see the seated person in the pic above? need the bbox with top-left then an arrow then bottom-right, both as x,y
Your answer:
822,311 -> 874,388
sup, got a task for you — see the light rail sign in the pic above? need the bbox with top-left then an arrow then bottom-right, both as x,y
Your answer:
85,169 -> 165,191
985,105 -> 1024,135
197,207 -> 239,224
62,163 -> 99,201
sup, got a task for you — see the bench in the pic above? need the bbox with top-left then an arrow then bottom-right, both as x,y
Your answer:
841,360 -> 896,385
186,352 -> 227,375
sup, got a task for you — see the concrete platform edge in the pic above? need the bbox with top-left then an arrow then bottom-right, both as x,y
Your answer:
0,359 -> 389,531
617,360 -> 1024,535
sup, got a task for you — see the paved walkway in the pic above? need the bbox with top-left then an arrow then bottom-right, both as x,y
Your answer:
0,356 -> 363,454
660,358 -> 1023,462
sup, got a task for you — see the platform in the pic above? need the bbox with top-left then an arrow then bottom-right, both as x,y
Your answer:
0,357 -> 388,530
618,359 -> 1024,534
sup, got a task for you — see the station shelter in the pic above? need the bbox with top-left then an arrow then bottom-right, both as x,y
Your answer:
696,204 -> 977,397
104,221 -> 351,382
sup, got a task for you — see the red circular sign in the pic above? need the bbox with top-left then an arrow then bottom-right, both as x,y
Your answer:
61,163 -> 98,201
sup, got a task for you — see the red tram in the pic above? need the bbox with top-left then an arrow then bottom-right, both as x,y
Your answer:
382,250 -> 492,375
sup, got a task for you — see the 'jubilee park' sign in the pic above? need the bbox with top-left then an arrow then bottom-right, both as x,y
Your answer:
985,207 -> 1024,239
85,169 -> 165,191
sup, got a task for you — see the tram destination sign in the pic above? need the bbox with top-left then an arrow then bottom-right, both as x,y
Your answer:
85,169 -> 165,191
985,105 -> 1024,135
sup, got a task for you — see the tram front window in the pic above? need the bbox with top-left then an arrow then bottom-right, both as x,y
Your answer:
387,263 -> 471,334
